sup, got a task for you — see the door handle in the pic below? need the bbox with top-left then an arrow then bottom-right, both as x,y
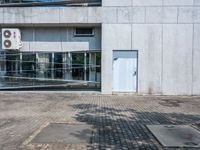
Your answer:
114,57 -> 118,61
133,71 -> 137,76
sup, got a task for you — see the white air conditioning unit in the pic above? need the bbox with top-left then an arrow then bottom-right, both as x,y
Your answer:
2,28 -> 23,50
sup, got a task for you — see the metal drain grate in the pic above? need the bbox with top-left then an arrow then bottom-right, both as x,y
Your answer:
147,125 -> 200,148
31,123 -> 92,144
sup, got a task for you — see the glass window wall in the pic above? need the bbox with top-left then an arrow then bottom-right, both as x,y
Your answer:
0,51 -> 101,89
0,0 -> 102,6
36,53 -> 51,79
54,53 -> 63,79
22,53 -> 36,78
72,53 -> 85,81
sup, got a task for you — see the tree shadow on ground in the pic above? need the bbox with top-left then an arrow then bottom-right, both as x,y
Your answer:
71,103 -> 200,150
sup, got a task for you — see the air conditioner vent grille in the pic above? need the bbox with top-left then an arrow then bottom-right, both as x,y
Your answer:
4,40 -> 12,48
3,30 -> 11,38
2,28 -> 22,50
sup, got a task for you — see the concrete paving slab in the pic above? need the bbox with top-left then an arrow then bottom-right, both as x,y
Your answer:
147,125 -> 200,148
31,123 -> 92,144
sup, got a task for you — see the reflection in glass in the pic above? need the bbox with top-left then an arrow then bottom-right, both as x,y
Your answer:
72,53 -> 84,80
0,52 -> 6,77
22,53 -> 36,78
36,53 -> 51,79
0,0 -> 102,7
2,0 -> 60,3
0,51 -> 101,89
6,51 -> 20,77
54,53 -> 63,79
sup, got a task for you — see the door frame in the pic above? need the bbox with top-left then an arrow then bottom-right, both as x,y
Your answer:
112,50 -> 139,93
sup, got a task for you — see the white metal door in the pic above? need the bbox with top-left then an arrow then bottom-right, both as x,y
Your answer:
113,57 -> 137,92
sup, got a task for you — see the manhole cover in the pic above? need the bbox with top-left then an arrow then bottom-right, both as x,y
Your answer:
31,123 -> 92,144
147,125 -> 200,148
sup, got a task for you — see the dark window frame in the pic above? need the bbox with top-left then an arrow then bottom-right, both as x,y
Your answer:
74,27 -> 95,37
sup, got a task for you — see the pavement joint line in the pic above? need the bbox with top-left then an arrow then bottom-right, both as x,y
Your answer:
20,121 -> 93,148
20,122 -> 50,148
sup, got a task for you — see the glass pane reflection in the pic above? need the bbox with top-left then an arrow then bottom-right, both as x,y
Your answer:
0,51 -> 101,89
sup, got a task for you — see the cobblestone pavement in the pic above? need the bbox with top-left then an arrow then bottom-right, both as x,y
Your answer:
0,92 -> 200,150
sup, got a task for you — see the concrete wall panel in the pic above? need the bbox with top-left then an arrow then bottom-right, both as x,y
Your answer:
104,24 -> 132,50
2,27 -> 101,52
117,7 -> 132,23
0,9 -> 3,24
194,0 -> 200,5
67,27 -> 101,50
132,24 -> 162,94
0,30 -> 3,51
103,0 -> 132,6
117,7 -> 146,23
146,7 -> 178,24
102,24 -> 132,94
163,7 -> 178,23
32,8 -> 59,24
193,25 -> 200,95
163,0 -> 193,6
132,7 -> 145,23
1,6 -> 199,25
30,42 -> 62,52
3,8 -> 32,24
101,24 -> 113,94
132,0 -> 162,6
22,41 -> 89,52
146,7 -> 163,23
21,28 -> 34,42
89,27 -> 101,50
0,7 -> 102,25
62,42 -> 89,51
35,28 -> 61,42
162,24 -> 193,95
21,42 -> 30,51
194,7 -> 200,23
1,4 -> 200,95
178,7 -> 193,23
102,7 -> 117,23
60,8 -> 88,23
88,7 -> 102,23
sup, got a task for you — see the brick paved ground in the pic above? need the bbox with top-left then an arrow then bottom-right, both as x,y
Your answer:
0,92 -> 200,150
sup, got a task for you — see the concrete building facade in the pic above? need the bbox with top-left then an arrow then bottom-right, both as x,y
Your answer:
0,0 -> 200,95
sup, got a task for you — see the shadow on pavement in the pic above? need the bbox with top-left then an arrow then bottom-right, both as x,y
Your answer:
71,104 -> 200,150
